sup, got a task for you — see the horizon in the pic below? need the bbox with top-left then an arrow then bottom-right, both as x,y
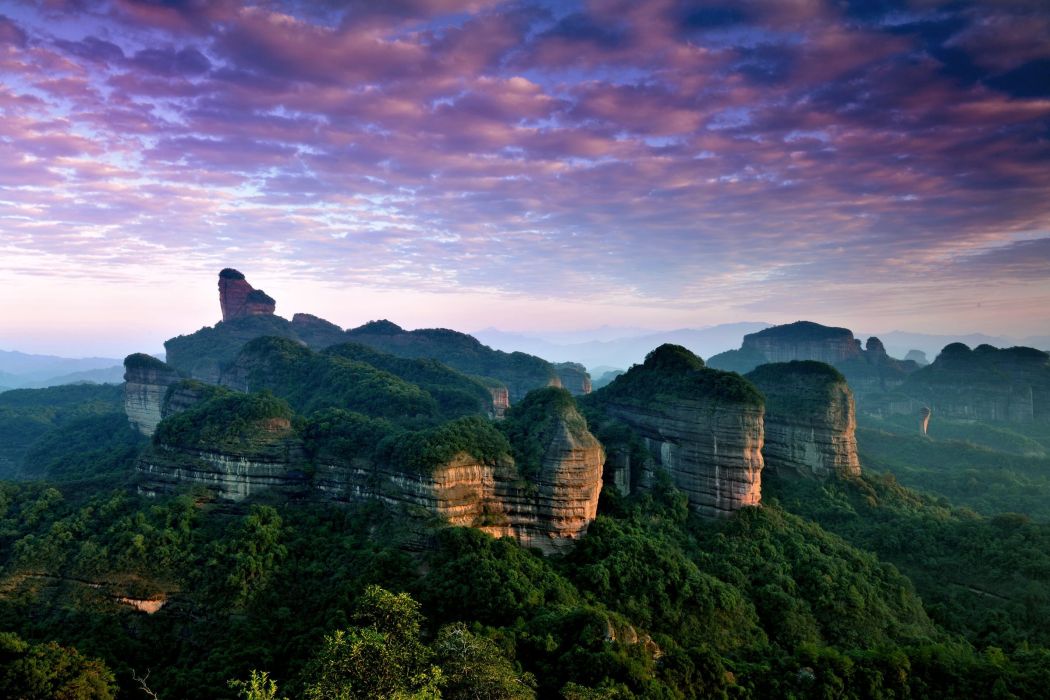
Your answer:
2,1 -> 1049,356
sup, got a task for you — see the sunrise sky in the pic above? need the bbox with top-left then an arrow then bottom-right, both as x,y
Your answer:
1,0 -> 1048,356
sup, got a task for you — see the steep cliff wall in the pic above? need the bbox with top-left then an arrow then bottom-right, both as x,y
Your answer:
746,361 -> 860,479
218,268 -> 276,321
554,362 -> 592,395
742,321 -> 861,365
123,354 -> 181,436
316,410 -> 603,553
590,344 -> 764,517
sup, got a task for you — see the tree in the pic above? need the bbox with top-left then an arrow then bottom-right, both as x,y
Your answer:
301,586 -> 442,700
433,623 -> 535,699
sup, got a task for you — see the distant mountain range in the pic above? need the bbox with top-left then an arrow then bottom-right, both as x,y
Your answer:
473,324 -> 1050,373
0,349 -> 125,391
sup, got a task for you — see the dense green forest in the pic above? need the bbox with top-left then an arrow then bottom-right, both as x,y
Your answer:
3,353 -> 1050,697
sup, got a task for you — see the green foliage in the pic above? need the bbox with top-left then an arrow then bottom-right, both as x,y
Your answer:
499,387 -> 586,478
122,352 -> 170,372
302,409 -> 400,466
856,415 -> 1050,519
21,413 -> 144,483
0,384 -> 125,479
767,471 -> 1050,650
0,631 -> 116,700
747,360 -> 849,419
747,320 -> 855,342
590,343 -> 763,407
705,346 -> 770,375
164,314 -> 300,378
323,343 -> 493,419
154,389 -> 294,453
433,623 -> 536,699
381,416 -> 511,474
230,337 -> 441,425
301,585 -> 442,700
204,505 -> 288,607
345,322 -> 557,400
230,669 -> 287,700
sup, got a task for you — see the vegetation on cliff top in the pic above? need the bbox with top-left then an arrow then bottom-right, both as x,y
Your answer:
345,321 -> 557,397
746,361 -> 849,417
745,320 -> 855,342
593,343 -> 764,407
154,389 -> 295,453
500,387 -> 589,478
122,352 -> 172,373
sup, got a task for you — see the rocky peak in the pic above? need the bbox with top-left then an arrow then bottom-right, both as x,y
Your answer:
592,344 -> 765,516
123,354 -> 181,436
218,268 -> 276,321
746,361 -> 860,479
741,321 -> 862,365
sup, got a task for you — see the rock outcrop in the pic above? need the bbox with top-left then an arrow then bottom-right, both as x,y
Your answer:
123,354 -> 181,436
589,344 -> 764,516
554,362 -> 592,395
707,322 -> 921,403
742,321 -> 861,365
746,361 -> 860,479
218,268 -> 276,321
316,402 -> 604,552
291,313 -> 347,348
891,343 -> 1050,424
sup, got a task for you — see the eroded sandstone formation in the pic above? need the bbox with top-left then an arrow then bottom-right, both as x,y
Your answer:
591,345 -> 764,517
218,268 -> 276,321
316,405 -> 604,552
742,321 -> 861,365
123,354 -> 181,436
554,362 -> 592,395
746,361 -> 860,479
892,343 -> 1050,424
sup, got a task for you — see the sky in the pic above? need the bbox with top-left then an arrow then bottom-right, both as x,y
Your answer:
0,0 -> 1048,357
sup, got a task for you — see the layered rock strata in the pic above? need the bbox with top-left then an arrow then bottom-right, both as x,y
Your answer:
138,417 -> 310,501
893,344 -> 1050,424
218,268 -> 276,321
746,361 -> 860,479
602,399 -> 763,515
593,345 -> 764,517
123,354 -> 181,436
554,362 -> 592,395
742,321 -> 861,365
317,413 -> 603,552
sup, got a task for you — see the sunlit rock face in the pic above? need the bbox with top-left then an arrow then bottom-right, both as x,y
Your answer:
218,268 -> 276,321
747,361 -> 861,479
123,354 -> 181,436
592,345 -> 765,517
488,385 -> 510,419
603,399 -> 764,516
316,406 -> 604,553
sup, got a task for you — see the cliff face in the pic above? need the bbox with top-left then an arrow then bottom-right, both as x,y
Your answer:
218,268 -> 276,321
488,385 -> 510,419
746,362 -> 860,479
317,411 -> 603,553
591,345 -> 765,517
138,417 -> 309,500
123,355 -> 181,436
742,322 -> 861,365
893,344 -> 1050,424
603,398 -> 764,515
554,362 -> 592,395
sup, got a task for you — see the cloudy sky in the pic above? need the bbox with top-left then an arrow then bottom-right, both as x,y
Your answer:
1,0 -> 1048,356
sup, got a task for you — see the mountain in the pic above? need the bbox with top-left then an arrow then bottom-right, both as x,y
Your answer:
473,322 -> 772,372
0,349 -> 124,390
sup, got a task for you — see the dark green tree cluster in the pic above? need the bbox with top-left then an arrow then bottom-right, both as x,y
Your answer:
590,344 -> 763,407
